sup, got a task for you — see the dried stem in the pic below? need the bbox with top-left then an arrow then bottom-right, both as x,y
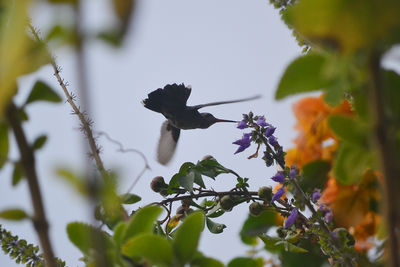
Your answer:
5,102 -> 57,267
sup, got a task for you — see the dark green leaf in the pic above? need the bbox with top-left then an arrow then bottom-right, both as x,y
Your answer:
193,171 -> 205,188
120,193 -> 141,204
328,115 -> 369,147
173,211 -> 205,264
300,160 -> 330,191
18,108 -> 29,121
123,205 -> 162,242
67,222 -> 113,256
26,81 -> 61,104
258,235 -> 283,253
240,210 -> 277,243
0,122 -> 9,169
32,135 -> 47,150
12,162 -> 24,186
276,54 -> 330,100
206,218 -> 226,234
333,143 -> 375,185
122,233 -> 173,266
191,255 -> 224,267
195,159 -> 230,179
280,238 -> 328,267
227,257 -> 263,267
0,209 -> 28,220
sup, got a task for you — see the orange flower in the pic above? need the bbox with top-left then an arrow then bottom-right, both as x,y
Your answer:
285,95 -> 352,168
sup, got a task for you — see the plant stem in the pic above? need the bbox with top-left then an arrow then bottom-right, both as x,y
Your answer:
5,102 -> 57,267
369,52 -> 400,267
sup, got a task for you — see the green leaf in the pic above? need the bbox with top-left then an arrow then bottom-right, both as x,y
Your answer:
122,233 -> 173,266
300,160 -> 330,191
383,70 -> 400,122
32,135 -> 47,150
195,158 -> 230,179
191,256 -> 224,267
172,211 -> 205,264
120,193 -> 141,204
0,122 -> 9,169
56,168 -> 87,195
25,81 -> 62,104
333,143 -> 375,185
123,205 -> 162,242
0,209 -> 28,220
177,171 -> 195,192
67,222 -> 113,255
112,222 -> 127,247
276,54 -> 329,100
240,210 -> 277,244
206,218 -> 226,234
227,257 -> 263,267
193,171 -> 206,188
258,235 -> 283,253
12,162 -> 24,186
328,115 -> 369,147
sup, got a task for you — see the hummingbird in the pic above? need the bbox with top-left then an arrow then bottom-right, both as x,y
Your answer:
142,83 -> 260,165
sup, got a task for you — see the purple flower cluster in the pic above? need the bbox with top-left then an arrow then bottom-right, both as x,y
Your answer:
271,185 -> 285,202
284,208 -> 298,228
312,189 -> 321,202
233,133 -> 252,154
319,204 -> 333,223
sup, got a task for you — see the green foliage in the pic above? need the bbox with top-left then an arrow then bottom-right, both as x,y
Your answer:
25,81 -> 62,105
276,53 -> 330,99
0,224 -> 66,266
328,115 -> 368,148
240,210 -> 277,245
120,193 -> 141,204
11,162 -> 24,186
32,135 -> 48,150
205,218 -> 226,234
300,160 -> 330,191
227,257 -> 264,267
122,205 -> 162,242
0,209 -> 28,221
0,121 -> 9,169
172,212 -> 205,264
122,233 -> 173,266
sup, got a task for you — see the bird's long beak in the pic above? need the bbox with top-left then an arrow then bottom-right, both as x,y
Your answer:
215,118 -> 238,123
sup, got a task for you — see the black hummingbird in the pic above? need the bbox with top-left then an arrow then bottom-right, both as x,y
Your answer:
142,83 -> 260,165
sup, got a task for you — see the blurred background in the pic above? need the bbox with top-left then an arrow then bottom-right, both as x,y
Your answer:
0,0 -> 302,265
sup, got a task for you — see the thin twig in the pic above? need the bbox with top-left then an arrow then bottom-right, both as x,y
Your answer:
5,102 -> 57,267
97,131 -> 151,193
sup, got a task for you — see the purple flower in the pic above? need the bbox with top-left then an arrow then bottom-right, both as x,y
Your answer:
289,166 -> 297,180
237,120 -> 248,129
264,126 -> 276,137
271,185 -> 285,202
256,116 -> 268,127
325,211 -> 333,223
271,172 -> 285,183
233,133 -> 252,154
268,135 -> 279,146
312,190 -> 321,202
284,208 -> 298,228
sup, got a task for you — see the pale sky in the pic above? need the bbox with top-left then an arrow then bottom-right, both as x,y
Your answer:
0,0 -> 301,265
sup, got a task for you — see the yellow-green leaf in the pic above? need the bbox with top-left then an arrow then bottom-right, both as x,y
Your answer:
0,209 -> 28,220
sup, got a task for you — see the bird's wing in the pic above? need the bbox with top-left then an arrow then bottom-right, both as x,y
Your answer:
142,83 -> 191,114
193,95 -> 261,110
157,121 -> 181,165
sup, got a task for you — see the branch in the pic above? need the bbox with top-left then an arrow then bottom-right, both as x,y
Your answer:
28,24 -> 108,179
5,102 -> 57,267
369,52 -> 400,267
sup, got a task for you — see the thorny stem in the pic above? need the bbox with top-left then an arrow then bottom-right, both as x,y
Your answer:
5,102 -> 57,267
369,52 -> 400,267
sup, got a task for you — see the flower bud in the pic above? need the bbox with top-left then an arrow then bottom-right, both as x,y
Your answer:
150,176 -> 167,193
249,202 -> 264,217
258,186 -> 272,202
220,196 -> 234,211
202,155 -> 214,161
